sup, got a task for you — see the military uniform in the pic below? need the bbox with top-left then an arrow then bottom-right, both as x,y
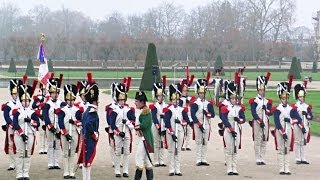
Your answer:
248,74 -> 273,165
78,82 -> 99,180
177,77 -> 195,151
190,79 -> 215,166
292,83 -> 313,164
43,78 -> 64,169
109,83 -> 135,178
211,67 -> 224,104
58,84 -> 83,179
149,81 -> 167,166
32,83 -> 50,154
13,82 -> 40,180
1,79 -> 22,171
220,82 -> 246,175
237,67 -> 246,104
272,80 -> 304,175
164,84 -> 191,176
134,91 -> 154,180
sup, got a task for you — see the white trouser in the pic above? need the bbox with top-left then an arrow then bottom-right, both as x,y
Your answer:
182,125 -> 192,149
135,137 -> 153,170
39,121 -> 48,153
8,131 -> 16,168
114,132 -> 131,174
47,131 -> 61,167
194,122 -> 209,163
14,133 -> 34,178
167,130 -> 183,174
152,125 -> 165,165
276,129 -> 292,173
253,120 -> 268,163
294,124 -> 308,161
109,134 -> 115,166
224,130 -> 240,173
82,166 -> 91,180
62,134 -> 79,176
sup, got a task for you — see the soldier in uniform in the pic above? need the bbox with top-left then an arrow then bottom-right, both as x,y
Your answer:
13,81 -> 40,180
78,81 -> 99,180
105,82 -> 119,167
32,83 -> 50,154
272,77 -> 305,175
109,83 -> 135,178
2,79 -> 22,171
292,82 -> 313,164
178,76 -> 195,151
149,78 -> 167,167
211,67 -> 224,104
220,82 -> 246,175
43,77 -> 64,169
190,79 -> 215,166
134,91 -> 154,180
164,84 -> 191,176
237,67 -> 246,104
248,73 -> 273,165
58,84 -> 83,179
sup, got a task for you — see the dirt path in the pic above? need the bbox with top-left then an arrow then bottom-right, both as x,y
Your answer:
0,88 -> 319,180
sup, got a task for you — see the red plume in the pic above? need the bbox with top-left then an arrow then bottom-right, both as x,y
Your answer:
87,72 -> 93,84
162,75 -> 167,90
126,77 -> 131,92
59,74 -> 63,88
50,73 -> 55,78
22,75 -> 27,84
77,81 -> 81,90
206,72 -> 211,86
188,74 -> 194,86
288,75 -> 293,87
185,66 -> 190,83
234,72 -> 240,85
122,77 -> 127,84
266,72 -> 271,81
32,80 -> 38,93
303,80 -> 308,89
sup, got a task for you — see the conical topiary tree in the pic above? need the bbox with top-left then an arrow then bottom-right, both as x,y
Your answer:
312,61 -> 317,73
25,59 -> 36,76
8,58 -> 17,73
139,43 -> 161,91
288,57 -> 301,79
297,59 -> 302,72
48,58 -> 54,72
214,55 -> 225,75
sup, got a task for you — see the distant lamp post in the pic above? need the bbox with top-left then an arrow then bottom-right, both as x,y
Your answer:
312,11 -> 320,71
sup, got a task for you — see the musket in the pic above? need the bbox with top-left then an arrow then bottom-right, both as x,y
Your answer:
24,115 -> 28,158
261,72 -> 271,141
68,118 -> 72,157
174,117 -> 178,156
121,120 -> 126,155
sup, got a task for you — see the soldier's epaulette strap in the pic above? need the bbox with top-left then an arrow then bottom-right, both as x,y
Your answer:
74,104 -> 84,112
308,104 -> 312,109
124,103 -> 129,107
12,108 -> 19,115
183,107 -> 188,113
162,104 -> 172,113
74,102 -> 80,106
189,96 -> 196,105
105,104 -> 111,111
33,95 -> 39,101
89,107 -> 97,113
248,98 -> 255,104
130,107 -> 135,112
34,110 -> 41,116
267,98 -> 273,104
241,105 -> 246,112
220,106 -> 229,114
141,106 -> 150,115
1,103 -> 7,111
209,100 -> 214,105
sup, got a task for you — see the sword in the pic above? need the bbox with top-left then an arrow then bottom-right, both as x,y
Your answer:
24,117 -> 28,158
142,136 -> 153,166
68,119 -> 72,157
174,120 -> 178,156
121,120 -> 126,155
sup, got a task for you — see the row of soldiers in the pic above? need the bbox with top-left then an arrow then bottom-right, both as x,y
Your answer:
1,68 -> 313,179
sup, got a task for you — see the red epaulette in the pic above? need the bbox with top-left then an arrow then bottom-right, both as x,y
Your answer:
308,104 -> 313,109
248,98 -> 255,104
163,104 -> 172,113
1,103 -> 7,111
209,100 -> 214,105
124,103 -> 129,107
12,108 -> 18,115
105,104 -> 110,111
34,110 -> 41,116
216,101 -> 222,107
271,106 -> 277,113
184,107 -> 188,113
149,104 -> 155,110
220,106 -> 229,114
189,96 -> 196,105
54,108 -> 61,114
130,107 -> 135,112
33,96 -> 38,101
267,98 -> 273,104
74,102 -> 80,106
291,104 -> 297,110
241,105 -> 246,112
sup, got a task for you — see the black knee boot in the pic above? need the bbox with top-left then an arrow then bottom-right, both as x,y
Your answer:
146,169 -> 153,180
134,169 -> 143,180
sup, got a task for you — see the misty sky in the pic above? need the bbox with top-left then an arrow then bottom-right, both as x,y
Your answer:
3,0 -> 320,29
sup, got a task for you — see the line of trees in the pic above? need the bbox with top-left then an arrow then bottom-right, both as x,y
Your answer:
0,0 -> 317,66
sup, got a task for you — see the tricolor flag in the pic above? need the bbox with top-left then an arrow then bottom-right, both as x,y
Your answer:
37,42 -> 50,85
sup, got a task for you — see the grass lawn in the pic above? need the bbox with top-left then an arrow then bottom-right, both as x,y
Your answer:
104,90 -> 320,136
2,70 -> 319,81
